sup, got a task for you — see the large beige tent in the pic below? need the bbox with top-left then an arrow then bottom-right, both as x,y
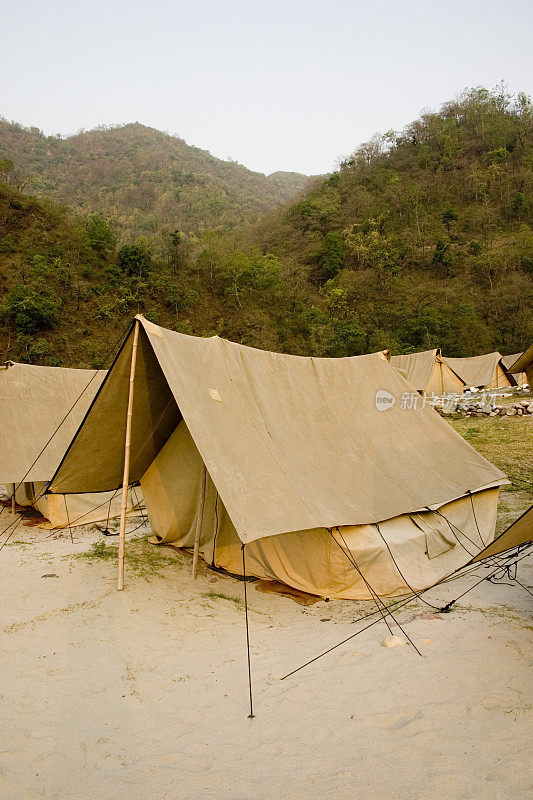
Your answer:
389,349 -> 465,396
508,345 -> 533,390
0,361 -> 141,527
442,352 -> 515,390
47,316 -> 510,599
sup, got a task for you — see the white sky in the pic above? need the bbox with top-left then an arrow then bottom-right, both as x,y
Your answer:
2,0 -> 532,175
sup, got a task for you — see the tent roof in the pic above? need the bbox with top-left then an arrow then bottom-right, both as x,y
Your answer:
442,352 -> 509,388
0,361 -> 105,483
389,349 -> 464,393
49,317 -> 506,543
389,350 -> 438,392
508,344 -> 533,374
501,352 -> 523,371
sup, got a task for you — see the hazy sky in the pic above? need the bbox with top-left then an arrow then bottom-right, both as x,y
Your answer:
2,0 -> 532,175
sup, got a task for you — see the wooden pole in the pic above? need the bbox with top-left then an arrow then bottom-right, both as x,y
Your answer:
117,320 -> 140,591
191,465 -> 207,579
11,483 -> 16,516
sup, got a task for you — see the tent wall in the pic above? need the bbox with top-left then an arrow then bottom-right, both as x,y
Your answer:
141,422 -> 500,599
49,327 -> 181,494
426,360 -> 465,396
8,482 -> 143,528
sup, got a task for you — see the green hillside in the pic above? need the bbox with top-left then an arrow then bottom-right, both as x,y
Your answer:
255,87 -> 533,356
0,120 -> 310,236
0,87 -> 531,368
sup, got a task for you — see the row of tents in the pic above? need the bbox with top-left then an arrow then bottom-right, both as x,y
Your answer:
389,348 -> 530,396
1,320 -> 532,600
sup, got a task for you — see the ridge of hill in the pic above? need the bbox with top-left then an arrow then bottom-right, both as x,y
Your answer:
0,120 -> 310,236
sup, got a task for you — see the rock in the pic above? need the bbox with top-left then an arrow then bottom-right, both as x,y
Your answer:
482,405 -> 492,414
506,408 -> 517,416
381,636 -> 407,648
528,405 -> 533,414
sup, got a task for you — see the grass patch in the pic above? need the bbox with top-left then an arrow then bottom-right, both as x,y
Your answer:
202,590 -> 243,606
448,415 -> 533,533
74,536 -> 182,580
463,426 -> 481,441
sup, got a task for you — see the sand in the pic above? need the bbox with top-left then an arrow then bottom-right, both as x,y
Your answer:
0,511 -> 531,800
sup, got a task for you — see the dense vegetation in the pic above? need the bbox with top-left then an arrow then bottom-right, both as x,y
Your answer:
0,87 -> 531,367
0,120 -> 309,236
256,86 -> 533,356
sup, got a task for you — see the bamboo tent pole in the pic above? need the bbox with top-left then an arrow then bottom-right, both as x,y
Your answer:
117,319 -> 140,591
191,464 -> 207,579
11,483 -> 15,516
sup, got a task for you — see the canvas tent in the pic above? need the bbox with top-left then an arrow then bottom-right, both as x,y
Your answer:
471,505 -> 532,563
508,345 -> 533,390
0,361 -> 141,527
46,315 -> 513,599
501,353 -> 529,388
442,352 -> 515,390
389,349 -> 465,396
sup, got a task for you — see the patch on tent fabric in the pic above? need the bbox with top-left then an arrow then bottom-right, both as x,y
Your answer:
410,514 -> 456,559
139,316 -> 163,337
255,579 -> 320,605
208,388 -> 222,402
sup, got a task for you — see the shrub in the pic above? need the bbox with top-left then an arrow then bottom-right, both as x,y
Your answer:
2,283 -> 58,334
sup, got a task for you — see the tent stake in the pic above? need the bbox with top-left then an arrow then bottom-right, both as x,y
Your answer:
191,465 -> 206,579
241,543 -> 255,719
64,495 -> 73,543
117,319 -> 140,591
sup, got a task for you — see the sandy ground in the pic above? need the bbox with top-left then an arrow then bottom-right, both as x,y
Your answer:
0,512 -> 531,800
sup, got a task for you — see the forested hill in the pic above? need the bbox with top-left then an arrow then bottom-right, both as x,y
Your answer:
0,120 -> 310,235
0,88 -> 531,368
252,88 -> 533,356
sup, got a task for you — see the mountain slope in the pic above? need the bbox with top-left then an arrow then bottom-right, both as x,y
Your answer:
254,87 -> 533,355
0,120 -> 310,236
0,87 -> 531,369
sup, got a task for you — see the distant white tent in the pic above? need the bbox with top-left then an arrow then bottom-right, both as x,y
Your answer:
389,349 -> 465,395
0,361 -> 142,527
48,316 -> 508,599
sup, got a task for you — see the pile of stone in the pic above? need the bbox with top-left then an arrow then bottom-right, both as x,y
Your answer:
435,398 -> 533,417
